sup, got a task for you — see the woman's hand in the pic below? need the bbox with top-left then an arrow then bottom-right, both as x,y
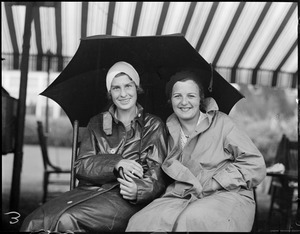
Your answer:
115,159 -> 143,179
117,174 -> 138,200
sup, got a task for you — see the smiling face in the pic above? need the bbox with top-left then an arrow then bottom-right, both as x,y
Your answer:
171,79 -> 201,122
110,74 -> 137,112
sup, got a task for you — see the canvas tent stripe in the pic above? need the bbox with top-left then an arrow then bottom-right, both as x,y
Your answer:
195,2 -> 219,52
156,2 -> 170,35
181,2 -> 197,35
81,2 -> 89,38
251,3 -> 297,86
1,2 -> 297,89
272,40 -> 298,87
106,2 -> 116,35
230,2 -> 272,83
131,2 -> 143,36
212,2 -> 246,65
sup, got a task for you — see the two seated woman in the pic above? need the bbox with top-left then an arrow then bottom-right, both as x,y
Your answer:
21,62 -> 266,232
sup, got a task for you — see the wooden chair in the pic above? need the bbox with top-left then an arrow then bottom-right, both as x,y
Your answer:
268,134 -> 298,229
37,120 -> 71,203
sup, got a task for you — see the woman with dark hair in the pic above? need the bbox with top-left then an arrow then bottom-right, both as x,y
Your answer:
126,69 -> 266,232
20,61 -> 168,232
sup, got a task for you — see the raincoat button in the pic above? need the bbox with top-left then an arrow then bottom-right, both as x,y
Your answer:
67,201 -> 73,204
110,149 -> 116,154
138,113 -> 141,117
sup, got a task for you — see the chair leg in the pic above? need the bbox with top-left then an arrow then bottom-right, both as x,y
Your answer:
268,186 -> 277,228
285,188 -> 294,230
43,172 -> 49,203
268,184 -> 295,230
251,189 -> 257,232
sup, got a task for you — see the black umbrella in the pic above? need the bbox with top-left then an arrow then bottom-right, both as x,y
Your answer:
41,33 -> 244,127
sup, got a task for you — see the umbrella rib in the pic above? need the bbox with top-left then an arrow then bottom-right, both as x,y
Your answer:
55,2 -> 63,71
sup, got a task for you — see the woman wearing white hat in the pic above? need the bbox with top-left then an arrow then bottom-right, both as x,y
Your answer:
21,61 -> 168,232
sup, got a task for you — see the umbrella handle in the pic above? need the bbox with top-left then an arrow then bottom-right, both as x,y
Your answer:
208,63 -> 213,92
118,166 -> 126,180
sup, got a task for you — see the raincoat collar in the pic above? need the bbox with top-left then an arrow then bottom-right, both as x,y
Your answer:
203,97 -> 219,113
103,103 -> 144,135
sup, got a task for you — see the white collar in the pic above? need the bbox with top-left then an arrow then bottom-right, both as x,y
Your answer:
180,110 -> 205,139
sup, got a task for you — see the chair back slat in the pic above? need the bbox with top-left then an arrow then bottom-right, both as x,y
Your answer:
286,140 -> 298,174
70,120 -> 79,190
37,120 -> 50,169
274,134 -> 298,174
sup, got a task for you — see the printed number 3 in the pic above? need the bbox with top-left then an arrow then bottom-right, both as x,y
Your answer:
4,211 -> 21,224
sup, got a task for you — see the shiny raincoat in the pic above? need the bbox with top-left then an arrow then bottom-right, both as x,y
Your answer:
126,98 -> 266,232
20,103 -> 168,232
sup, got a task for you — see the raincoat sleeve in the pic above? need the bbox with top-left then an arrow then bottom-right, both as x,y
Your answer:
74,125 -> 123,185
131,119 -> 168,204
213,119 -> 266,191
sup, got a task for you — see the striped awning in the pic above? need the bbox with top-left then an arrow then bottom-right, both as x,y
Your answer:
1,1 -> 298,88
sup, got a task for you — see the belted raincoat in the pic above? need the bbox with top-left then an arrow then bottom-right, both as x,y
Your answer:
126,98 -> 266,232
20,103 -> 168,232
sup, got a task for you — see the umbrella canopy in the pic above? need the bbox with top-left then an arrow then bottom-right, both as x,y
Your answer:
41,33 -> 244,127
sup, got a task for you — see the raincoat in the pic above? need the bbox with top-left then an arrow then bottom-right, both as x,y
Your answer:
20,103 -> 168,232
126,98 -> 266,232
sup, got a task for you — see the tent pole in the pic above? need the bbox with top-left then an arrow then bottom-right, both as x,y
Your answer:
9,3 -> 34,211
45,50 -> 52,134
